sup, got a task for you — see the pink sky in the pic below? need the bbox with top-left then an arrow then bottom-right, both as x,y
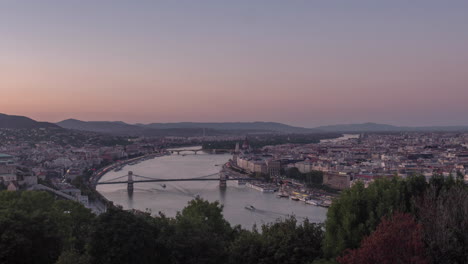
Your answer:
1,1 -> 468,127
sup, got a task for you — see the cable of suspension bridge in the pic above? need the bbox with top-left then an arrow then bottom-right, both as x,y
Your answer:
132,174 -> 162,181
100,175 -> 129,183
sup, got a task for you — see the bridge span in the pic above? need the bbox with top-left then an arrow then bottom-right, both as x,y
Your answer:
96,171 -> 261,193
167,148 -> 233,155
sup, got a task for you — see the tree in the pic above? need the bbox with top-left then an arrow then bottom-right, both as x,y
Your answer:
56,250 -> 90,264
260,217 -> 323,264
0,191 -> 93,264
229,217 -> 324,264
286,167 -> 303,180
337,212 -> 429,264
228,229 -> 264,264
166,198 -> 236,264
88,208 -> 166,264
416,184 -> 468,264
323,175 -> 428,257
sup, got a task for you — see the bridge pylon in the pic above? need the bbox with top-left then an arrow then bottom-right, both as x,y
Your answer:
219,173 -> 227,189
127,171 -> 134,194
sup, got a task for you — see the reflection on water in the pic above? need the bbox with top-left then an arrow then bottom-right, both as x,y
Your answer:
97,147 -> 327,229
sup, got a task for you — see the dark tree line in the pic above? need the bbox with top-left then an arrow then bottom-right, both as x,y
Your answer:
0,174 -> 466,264
286,168 -> 324,186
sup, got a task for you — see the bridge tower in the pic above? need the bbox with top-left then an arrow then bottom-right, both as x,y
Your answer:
127,171 -> 134,194
219,172 -> 227,189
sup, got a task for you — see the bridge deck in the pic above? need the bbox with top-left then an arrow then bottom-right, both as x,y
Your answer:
97,178 -> 260,185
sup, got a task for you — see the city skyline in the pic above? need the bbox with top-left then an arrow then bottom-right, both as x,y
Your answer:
2,1 -> 468,127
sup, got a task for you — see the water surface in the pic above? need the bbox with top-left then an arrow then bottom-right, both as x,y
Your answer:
97,147 -> 327,229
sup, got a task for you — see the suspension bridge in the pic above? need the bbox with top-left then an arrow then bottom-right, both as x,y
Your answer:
96,171 -> 261,193
167,148 -> 233,155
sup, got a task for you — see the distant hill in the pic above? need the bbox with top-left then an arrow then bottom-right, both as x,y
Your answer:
315,122 -> 468,132
57,119 -> 148,135
140,122 -> 318,134
56,119 -> 274,136
56,120 -> 321,136
0,113 -> 59,129
315,122 -> 400,132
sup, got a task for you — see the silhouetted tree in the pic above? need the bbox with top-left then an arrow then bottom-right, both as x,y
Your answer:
416,184 -> 468,264
323,175 -> 427,257
165,198 -> 237,264
337,212 -> 429,264
88,208 -> 166,264
229,217 -> 324,264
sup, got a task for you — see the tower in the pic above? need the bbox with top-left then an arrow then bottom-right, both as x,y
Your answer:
127,171 -> 134,194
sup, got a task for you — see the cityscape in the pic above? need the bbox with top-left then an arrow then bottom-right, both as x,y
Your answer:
1,1 -> 468,264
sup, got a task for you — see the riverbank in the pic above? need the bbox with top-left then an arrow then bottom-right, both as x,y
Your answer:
221,162 -> 336,208
88,151 -> 169,210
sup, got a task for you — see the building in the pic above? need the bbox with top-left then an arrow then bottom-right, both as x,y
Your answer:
323,172 -> 350,190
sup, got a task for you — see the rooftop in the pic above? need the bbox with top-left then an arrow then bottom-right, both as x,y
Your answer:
0,153 -> 13,159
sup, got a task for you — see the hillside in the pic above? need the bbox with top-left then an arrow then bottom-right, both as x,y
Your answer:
315,122 -> 468,132
56,119 -> 270,136
0,113 -> 59,129
56,119 -> 147,135
140,121 -> 317,133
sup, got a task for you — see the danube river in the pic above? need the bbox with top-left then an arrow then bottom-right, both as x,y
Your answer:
97,148 -> 328,229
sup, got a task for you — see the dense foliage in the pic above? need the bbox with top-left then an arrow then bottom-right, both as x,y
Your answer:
323,175 -> 427,257
337,212 -> 429,264
0,191 -> 94,264
0,174 -> 466,264
324,174 -> 467,263
286,168 -> 324,186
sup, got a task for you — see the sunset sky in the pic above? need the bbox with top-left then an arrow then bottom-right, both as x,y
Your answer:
1,1 -> 468,127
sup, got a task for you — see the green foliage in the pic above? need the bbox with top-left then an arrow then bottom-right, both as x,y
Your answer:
56,250 -> 90,264
0,191 -> 94,264
337,212 -> 429,264
229,217 -> 324,264
1,178 -> 465,264
88,208 -> 166,264
416,184 -> 468,264
165,198 -> 236,264
286,168 -> 324,186
323,175 -> 428,257
71,176 -> 98,201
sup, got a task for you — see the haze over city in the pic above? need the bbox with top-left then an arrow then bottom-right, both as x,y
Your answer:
1,0 -> 468,126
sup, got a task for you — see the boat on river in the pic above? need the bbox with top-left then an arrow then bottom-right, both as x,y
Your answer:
306,199 -> 322,206
276,192 -> 289,198
245,205 -> 256,211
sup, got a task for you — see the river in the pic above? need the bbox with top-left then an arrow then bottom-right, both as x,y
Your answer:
97,147 -> 328,229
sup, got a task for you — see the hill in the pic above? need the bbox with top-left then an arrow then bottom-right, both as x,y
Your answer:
315,122 -> 400,132
315,122 -> 468,132
140,121 -> 317,134
0,113 -> 59,129
56,119 -> 273,136
56,119 -> 148,135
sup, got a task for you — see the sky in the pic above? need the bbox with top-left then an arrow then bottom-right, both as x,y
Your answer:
1,0 -> 468,127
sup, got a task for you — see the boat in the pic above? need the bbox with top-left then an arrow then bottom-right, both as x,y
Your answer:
276,192 -> 289,198
319,200 -> 332,208
290,196 -> 300,201
161,184 -> 166,188
244,205 -> 256,211
306,199 -> 322,206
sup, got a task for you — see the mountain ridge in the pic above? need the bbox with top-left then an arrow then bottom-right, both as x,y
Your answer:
0,113 -> 59,129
